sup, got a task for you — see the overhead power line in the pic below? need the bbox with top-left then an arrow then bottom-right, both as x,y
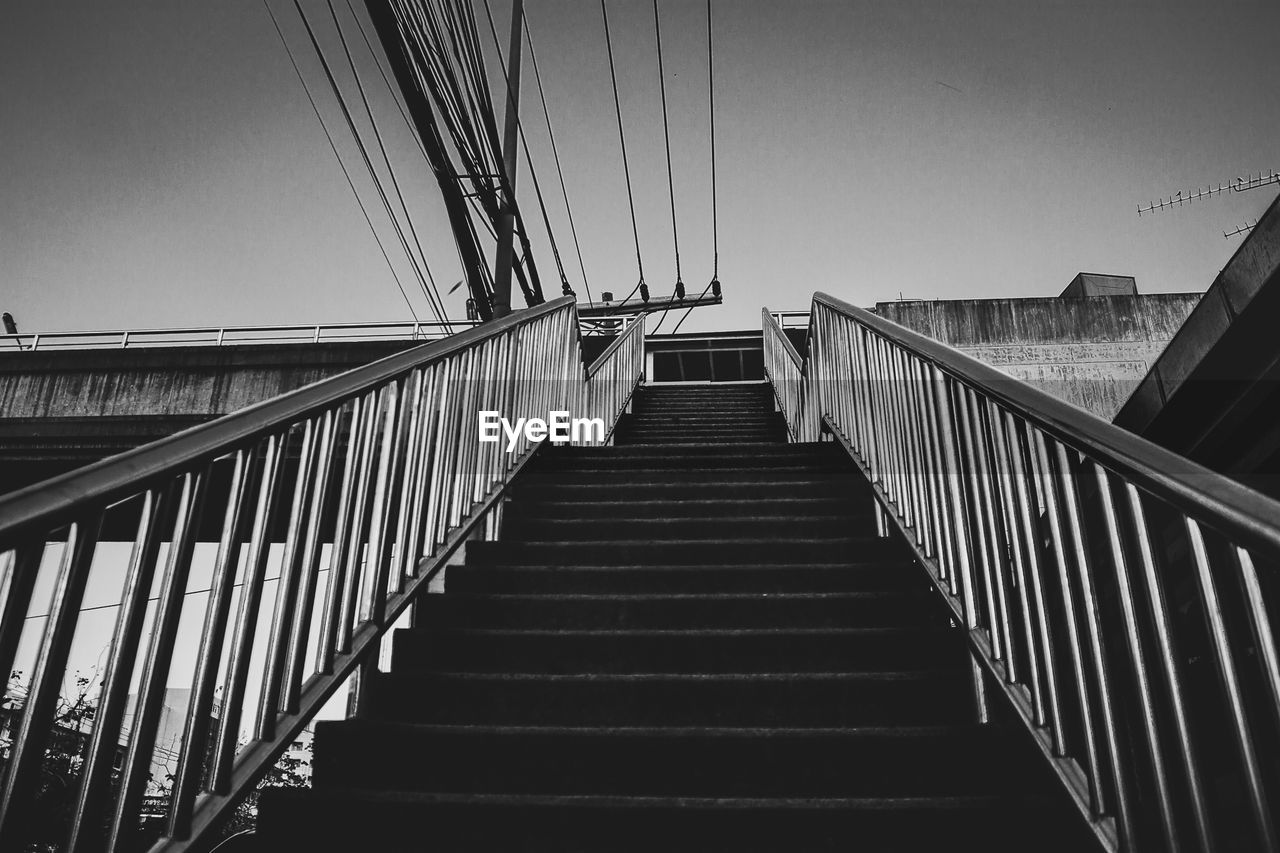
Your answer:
706,0 -> 721,294
523,9 -> 593,307
325,0 -> 451,327
647,0 -> 683,336
479,0 -> 574,297
260,0 -> 421,323
286,0 -> 450,324
601,0 -> 648,306
671,0 -> 722,336
653,0 -> 683,299
389,0 -> 545,308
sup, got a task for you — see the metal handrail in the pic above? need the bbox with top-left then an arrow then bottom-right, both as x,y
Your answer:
761,309 -> 815,442
764,291 -> 1280,853
0,297 -> 646,852
0,320 -> 475,351
0,315 -> 641,352
581,316 -> 645,443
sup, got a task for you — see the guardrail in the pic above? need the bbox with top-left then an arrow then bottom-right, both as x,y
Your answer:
766,310 -> 810,331
764,292 -> 1280,853
0,316 -> 641,352
579,315 -> 645,442
0,297 -> 645,852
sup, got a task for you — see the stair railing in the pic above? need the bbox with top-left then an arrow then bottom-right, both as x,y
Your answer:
763,293 -> 1280,853
762,310 -> 819,442
578,314 -> 646,444
0,296 -> 644,852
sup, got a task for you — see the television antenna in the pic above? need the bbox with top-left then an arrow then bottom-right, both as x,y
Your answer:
1137,169 -> 1280,217
1224,220 -> 1258,240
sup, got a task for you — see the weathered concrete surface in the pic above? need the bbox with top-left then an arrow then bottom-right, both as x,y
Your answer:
0,341 -> 420,492
0,341 -> 417,420
0,333 -> 619,492
875,291 -> 1203,419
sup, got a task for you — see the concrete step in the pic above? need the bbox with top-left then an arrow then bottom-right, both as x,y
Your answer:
443,562 -> 923,595
391,626 -> 966,674
309,721 -> 1031,798
464,537 -> 907,566
413,591 -> 945,630
257,788 -> 1093,852
503,515 -> 869,541
366,669 -> 974,727
506,496 -> 867,521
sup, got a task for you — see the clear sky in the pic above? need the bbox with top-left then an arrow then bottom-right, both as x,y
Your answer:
3,0 -> 1278,335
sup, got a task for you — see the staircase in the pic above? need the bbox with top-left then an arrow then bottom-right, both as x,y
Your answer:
257,383 -> 1092,851
611,382 -> 787,444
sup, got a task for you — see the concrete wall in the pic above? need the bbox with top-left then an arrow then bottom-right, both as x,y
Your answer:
0,341 -> 416,420
874,293 -> 1203,419
0,333 -> 618,492
0,341 -> 421,490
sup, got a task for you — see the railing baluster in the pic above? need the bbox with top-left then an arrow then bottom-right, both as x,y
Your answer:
1233,546 -> 1280,753
1185,519 -> 1277,850
170,449 -> 258,837
391,369 -> 427,588
364,379 -> 409,628
318,400 -> 367,673
1123,483 -> 1212,851
1030,431 -> 1093,764
1093,465 -> 1181,851
1055,443 -> 1133,843
930,367 -> 976,626
1007,414 -> 1064,744
211,434 -> 287,794
0,545 -> 45,712
990,405 -> 1046,716
956,384 -> 1003,659
109,469 -> 206,851
338,389 -> 382,653
972,391 -> 1019,679
283,409 -> 340,712
0,514 -> 102,849
67,490 -> 167,852
918,359 -> 955,591
256,420 -> 319,741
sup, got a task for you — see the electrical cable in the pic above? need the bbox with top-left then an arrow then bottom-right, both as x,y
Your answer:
261,0 -> 420,322
669,0 -> 721,336
707,0 -> 720,295
398,0 -> 544,305
479,0 -> 574,297
290,0 -> 448,324
600,0 -> 647,303
523,8 -> 593,307
327,0 -> 451,328
344,0 -> 431,165
653,0 -> 682,299
670,279 -> 714,334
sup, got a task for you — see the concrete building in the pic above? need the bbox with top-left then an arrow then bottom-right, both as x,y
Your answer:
873,275 -> 1203,419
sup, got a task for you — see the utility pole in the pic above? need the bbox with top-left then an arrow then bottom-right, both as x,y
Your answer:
491,0 -> 524,319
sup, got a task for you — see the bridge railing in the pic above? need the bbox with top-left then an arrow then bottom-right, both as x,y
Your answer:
0,297 -> 645,852
0,315 -> 640,352
764,292 -> 1280,853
